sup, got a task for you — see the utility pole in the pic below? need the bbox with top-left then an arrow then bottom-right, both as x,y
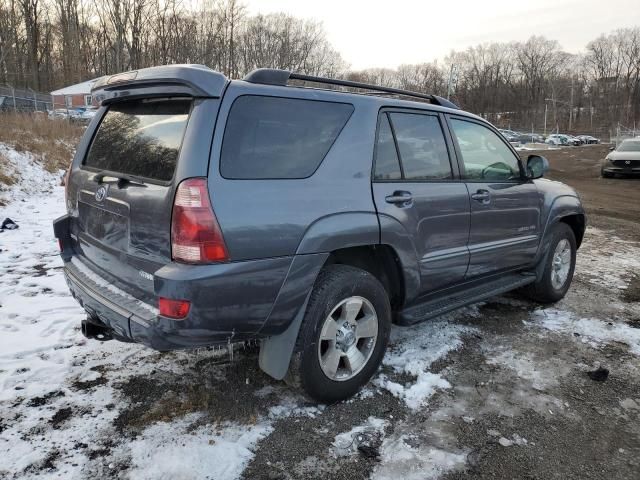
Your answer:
569,77 -> 574,132
447,64 -> 458,100
544,101 -> 548,136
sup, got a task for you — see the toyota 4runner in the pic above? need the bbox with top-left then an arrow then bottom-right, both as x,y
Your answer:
54,65 -> 586,402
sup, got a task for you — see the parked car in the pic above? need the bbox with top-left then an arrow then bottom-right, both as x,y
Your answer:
54,65 -> 586,402
48,108 -> 70,120
80,108 -> 98,121
577,135 -> 599,144
48,108 -> 95,123
601,139 -> 640,177
546,134 -> 580,146
518,133 -> 545,144
566,135 -> 583,146
545,134 -> 568,146
498,129 -> 521,143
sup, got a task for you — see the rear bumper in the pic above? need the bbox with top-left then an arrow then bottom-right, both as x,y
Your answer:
63,254 -> 293,350
55,214 -> 328,351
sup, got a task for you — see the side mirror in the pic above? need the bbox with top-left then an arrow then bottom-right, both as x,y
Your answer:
526,155 -> 549,179
609,146 -> 615,151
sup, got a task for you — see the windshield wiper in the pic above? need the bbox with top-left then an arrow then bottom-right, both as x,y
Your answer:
93,171 -> 146,187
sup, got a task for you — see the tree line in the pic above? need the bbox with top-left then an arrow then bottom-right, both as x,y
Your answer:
1,0 -> 638,133
350,32 -> 640,134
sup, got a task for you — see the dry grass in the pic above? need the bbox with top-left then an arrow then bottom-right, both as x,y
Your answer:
0,112 -> 83,174
0,152 -> 17,186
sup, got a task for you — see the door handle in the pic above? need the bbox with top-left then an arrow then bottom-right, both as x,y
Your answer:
471,189 -> 491,204
385,191 -> 413,206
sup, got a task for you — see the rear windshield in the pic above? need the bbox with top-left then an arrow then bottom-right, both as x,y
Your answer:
220,96 -> 354,179
84,99 -> 191,182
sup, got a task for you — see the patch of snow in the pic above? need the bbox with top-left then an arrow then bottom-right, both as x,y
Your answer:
120,414 -> 272,480
372,434 -> 467,480
576,227 -> 640,291
377,317 -> 474,410
498,437 -> 513,447
485,349 -> 562,391
0,143 -> 62,203
375,372 -> 451,411
267,395 -> 324,419
531,308 -> 640,355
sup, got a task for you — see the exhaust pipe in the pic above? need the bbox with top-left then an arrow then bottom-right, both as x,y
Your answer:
81,319 -> 113,342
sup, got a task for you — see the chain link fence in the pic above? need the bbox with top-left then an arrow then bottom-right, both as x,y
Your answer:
0,85 -> 54,113
612,124 -> 640,146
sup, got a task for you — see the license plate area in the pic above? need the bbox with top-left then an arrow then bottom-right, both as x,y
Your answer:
78,201 -> 129,250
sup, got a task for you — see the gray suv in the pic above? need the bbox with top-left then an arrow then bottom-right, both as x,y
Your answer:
54,65 -> 586,402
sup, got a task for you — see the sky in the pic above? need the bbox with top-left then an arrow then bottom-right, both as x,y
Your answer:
243,0 -> 640,70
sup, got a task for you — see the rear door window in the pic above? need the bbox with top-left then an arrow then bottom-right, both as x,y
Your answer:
84,99 -> 191,182
387,112 -> 453,180
374,113 -> 402,180
221,96 -> 354,179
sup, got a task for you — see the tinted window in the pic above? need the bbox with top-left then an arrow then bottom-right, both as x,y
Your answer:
221,96 -> 354,179
84,99 -> 190,182
374,114 -> 401,180
388,113 -> 452,180
450,119 -> 521,181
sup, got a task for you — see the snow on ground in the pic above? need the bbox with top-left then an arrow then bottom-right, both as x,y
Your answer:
0,143 -> 63,203
530,308 -> 640,355
119,414 -> 273,480
376,313 -> 477,410
576,226 -> 640,290
372,435 -> 467,480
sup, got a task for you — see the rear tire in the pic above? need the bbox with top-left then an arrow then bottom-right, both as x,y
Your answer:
524,223 -> 577,304
285,265 -> 391,403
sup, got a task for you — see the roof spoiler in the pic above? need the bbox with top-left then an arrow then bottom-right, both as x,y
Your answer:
243,68 -> 460,109
92,64 -> 228,105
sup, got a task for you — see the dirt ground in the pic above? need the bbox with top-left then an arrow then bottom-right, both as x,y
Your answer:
523,144 -> 640,236
1,144 -> 639,480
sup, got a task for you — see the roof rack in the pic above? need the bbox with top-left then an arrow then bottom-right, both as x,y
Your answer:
243,68 -> 459,109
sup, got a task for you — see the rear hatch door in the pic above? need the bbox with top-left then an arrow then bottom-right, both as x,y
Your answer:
69,72 -> 224,303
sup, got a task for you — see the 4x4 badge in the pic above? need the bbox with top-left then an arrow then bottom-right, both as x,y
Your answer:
95,184 -> 109,202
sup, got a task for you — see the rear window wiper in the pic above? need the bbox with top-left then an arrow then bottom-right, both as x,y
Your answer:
93,171 -> 146,187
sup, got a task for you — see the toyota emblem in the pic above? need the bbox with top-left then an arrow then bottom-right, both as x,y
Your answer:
95,184 -> 109,202
625,160 -> 631,165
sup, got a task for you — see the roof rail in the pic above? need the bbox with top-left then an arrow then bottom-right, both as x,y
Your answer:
243,68 -> 459,109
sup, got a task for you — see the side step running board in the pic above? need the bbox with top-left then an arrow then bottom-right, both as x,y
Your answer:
397,272 -> 536,325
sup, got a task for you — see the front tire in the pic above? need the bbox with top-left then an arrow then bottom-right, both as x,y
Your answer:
525,223 -> 577,303
285,265 -> 391,403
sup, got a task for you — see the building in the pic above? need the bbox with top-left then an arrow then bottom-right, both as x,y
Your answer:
50,78 -> 101,109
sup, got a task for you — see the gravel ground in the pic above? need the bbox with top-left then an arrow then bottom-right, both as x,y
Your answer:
1,143 -> 639,479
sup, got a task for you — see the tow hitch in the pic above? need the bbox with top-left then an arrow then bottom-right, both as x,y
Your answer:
81,318 -> 114,342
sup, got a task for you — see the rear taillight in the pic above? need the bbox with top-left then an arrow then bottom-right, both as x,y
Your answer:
171,178 -> 229,264
159,297 -> 191,319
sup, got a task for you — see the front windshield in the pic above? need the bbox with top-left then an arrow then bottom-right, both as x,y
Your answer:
617,140 -> 640,152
